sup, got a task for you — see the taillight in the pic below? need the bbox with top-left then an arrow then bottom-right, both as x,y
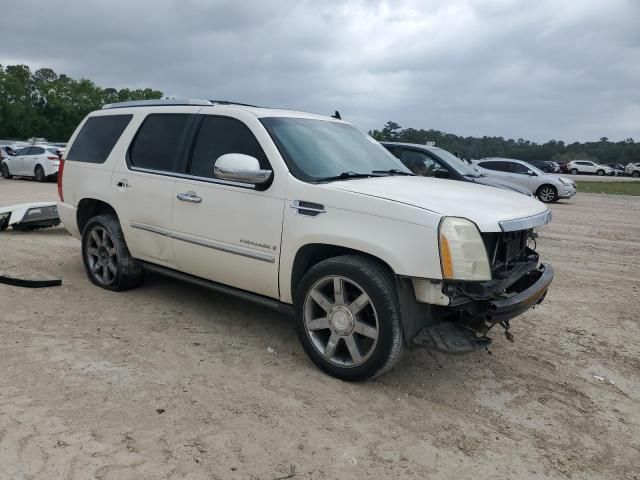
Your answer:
57,159 -> 65,202
47,156 -> 58,161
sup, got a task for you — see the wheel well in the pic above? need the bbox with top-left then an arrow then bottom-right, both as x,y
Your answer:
291,244 -> 395,299
76,199 -> 118,234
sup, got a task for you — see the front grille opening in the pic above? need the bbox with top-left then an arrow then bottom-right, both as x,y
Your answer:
482,229 -> 534,275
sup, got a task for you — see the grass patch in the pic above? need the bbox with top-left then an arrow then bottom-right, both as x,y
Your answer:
576,181 -> 640,196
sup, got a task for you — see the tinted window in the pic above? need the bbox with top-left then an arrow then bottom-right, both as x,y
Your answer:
400,149 -> 445,176
479,161 -> 510,172
129,114 -> 193,172
189,116 -> 269,178
67,114 -> 132,164
31,147 -> 45,155
47,148 -> 59,155
511,162 -> 531,174
16,147 -> 32,156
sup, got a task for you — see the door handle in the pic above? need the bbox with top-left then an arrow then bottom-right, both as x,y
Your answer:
116,179 -> 130,188
177,191 -> 202,203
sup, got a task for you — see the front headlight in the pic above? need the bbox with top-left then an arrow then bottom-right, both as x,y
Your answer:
439,217 -> 492,281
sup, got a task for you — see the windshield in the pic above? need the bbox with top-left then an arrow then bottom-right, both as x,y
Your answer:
261,117 -> 412,182
431,148 -> 481,177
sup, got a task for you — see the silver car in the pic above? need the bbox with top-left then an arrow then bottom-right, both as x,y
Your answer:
473,158 -> 576,203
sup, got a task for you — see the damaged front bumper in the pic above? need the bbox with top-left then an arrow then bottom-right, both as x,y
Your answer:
408,263 -> 554,354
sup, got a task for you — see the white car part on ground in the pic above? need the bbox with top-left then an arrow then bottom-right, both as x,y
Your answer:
0,202 -> 60,231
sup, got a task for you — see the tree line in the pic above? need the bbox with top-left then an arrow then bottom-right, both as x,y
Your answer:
1,65 -> 637,163
0,65 -> 162,142
370,121 -> 638,164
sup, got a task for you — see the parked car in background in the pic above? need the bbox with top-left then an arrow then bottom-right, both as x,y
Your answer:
1,145 -> 61,181
567,160 -> 614,176
381,142 -> 533,196
625,162 -> 640,177
604,163 -> 625,176
473,158 -> 576,203
526,160 -> 557,173
57,98 -> 554,381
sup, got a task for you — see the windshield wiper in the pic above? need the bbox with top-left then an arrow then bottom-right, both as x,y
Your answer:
315,171 -> 380,183
372,169 -> 414,176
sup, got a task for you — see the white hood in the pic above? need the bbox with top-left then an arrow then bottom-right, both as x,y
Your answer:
325,176 -> 550,232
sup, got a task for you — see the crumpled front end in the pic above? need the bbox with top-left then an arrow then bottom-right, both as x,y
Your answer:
410,228 -> 554,353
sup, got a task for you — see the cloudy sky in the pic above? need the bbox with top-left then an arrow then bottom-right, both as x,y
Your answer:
1,0 -> 638,142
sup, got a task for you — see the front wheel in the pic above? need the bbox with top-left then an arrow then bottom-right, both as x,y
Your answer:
537,185 -> 558,203
82,214 -> 143,291
570,168 -> 579,175
35,165 -> 46,182
294,255 -> 404,381
633,171 -> 640,178
596,169 -> 604,176
1,163 -> 12,179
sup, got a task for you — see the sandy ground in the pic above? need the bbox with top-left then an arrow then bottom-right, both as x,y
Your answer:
1,177 -> 639,480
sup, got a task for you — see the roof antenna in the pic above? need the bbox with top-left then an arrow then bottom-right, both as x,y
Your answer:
331,110 -> 341,120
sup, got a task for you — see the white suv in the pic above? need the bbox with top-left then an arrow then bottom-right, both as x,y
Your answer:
1,145 -> 61,181
58,99 -> 554,381
567,160 -> 614,176
625,162 -> 640,177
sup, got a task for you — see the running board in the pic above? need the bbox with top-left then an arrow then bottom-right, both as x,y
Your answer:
413,322 -> 491,354
140,261 -> 294,316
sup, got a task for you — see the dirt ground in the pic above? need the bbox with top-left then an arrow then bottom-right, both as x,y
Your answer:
1,177 -> 639,480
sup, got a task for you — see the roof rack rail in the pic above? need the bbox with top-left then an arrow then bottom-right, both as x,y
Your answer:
208,99 -> 260,107
102,98 -> 213,109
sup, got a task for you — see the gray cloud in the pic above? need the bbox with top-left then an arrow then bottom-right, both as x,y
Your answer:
1,0 -> 639,142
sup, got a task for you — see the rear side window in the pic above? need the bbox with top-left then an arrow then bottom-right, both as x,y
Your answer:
129,114 -> 193,172
479,161 -> 510,172
67,114 -> 132,163
31,147 -> 45,155
188,116 -> 269,178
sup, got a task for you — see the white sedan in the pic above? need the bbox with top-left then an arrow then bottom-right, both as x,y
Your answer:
1,145 -> 61,181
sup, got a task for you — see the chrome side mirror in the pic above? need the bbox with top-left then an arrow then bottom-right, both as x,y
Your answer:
214,153 -> 272,185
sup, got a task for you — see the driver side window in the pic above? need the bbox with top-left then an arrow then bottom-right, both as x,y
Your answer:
400,149 -> 444,177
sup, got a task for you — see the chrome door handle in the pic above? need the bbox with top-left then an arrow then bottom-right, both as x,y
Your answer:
177,191 -> 202,203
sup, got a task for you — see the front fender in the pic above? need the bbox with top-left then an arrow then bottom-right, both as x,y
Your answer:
279,206 -> 442,303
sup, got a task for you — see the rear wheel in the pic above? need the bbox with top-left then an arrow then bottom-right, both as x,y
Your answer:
294,255 -> 404,381
1,163 -> 12,179
35,165 -> 46,182
82,214 -> 143,291
537,185 -> 558,203
570,168 -> 579,175
632,171 -> 639,178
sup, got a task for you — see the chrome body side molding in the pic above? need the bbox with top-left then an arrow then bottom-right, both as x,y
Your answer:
130,223 -> 276,263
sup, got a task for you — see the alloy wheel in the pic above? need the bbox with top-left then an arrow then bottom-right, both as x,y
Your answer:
303,275 -> 379,367
539,187 -> 556,202
86,226 -> 118,285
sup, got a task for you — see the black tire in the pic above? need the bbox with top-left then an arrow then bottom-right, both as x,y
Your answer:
570,168 -> 579,175
35,165 -> 46,182
1,163 -> 12,179
294,255 -> 404,381
596,169 -> 604,176
81,214 -> 143,291
536,184 -> 558,203
633,171 -> 639,178
0,216 -> 9,231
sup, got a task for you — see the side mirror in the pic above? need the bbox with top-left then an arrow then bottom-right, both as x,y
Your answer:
434,168 -> 450,179
527,170 -> 536,176
214,153 -> 272,185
